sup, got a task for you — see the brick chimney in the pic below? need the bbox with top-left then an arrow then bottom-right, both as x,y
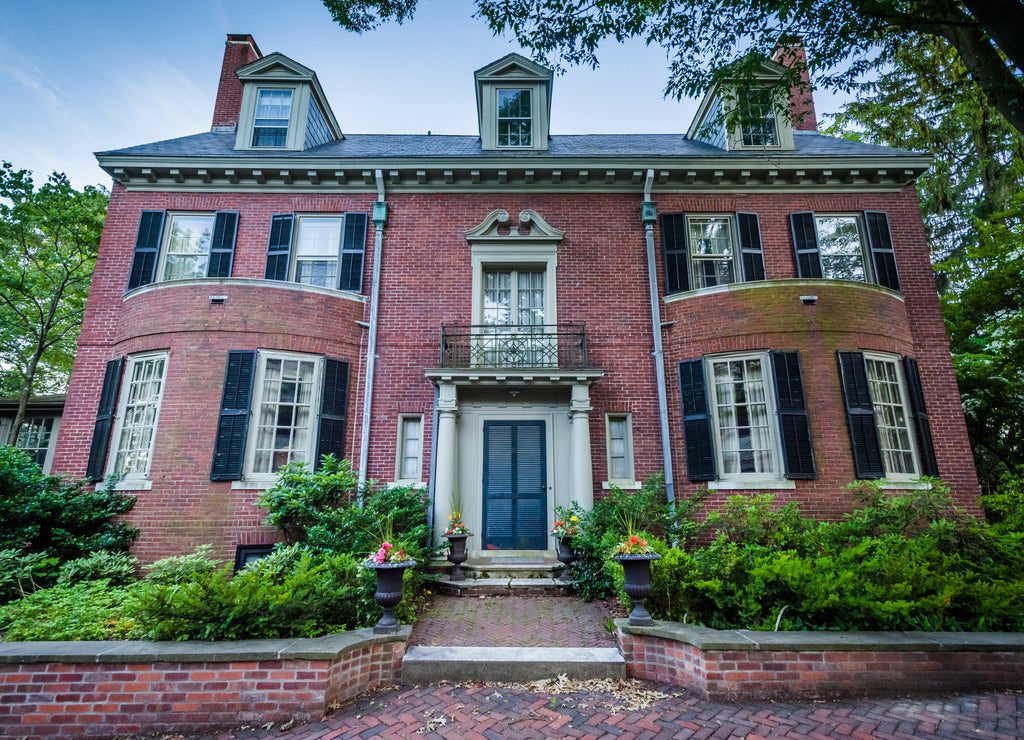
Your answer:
771,41 -> 817,132
211,34 -> 263,132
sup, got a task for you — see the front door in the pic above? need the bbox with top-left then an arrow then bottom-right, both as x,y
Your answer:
482,420 -> 547,549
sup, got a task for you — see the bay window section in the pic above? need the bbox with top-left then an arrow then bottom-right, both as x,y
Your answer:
816,215 -> 868,282
688,216 -> 736,288
110,353 -> 168,481
709,354 -> 777,477
295,217 -> 341,287
251,354 -> 320,475
864,355 -> 918,477
160,214 -> 214,281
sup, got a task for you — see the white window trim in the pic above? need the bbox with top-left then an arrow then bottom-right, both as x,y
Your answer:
686,213 -> 741,290
724,87 -> 795,151
705,351 -> 785,482
242,350 -> 324,484
235,83 -> 312,151
106,351 -> 169,484
471,245 -> 558,327
604,412 -> 637,486
155,212 -> 216,283
815,213 -> 874,284
394,414 -> 424,485
291,214 -> 345,286
15,415 -> 60,475
481,82 -> 548,151
863,351 -> 920,482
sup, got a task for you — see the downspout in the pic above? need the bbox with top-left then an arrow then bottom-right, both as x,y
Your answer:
426,385 -> 439,547
642,169 -> 676,509
357,170 -> 387,500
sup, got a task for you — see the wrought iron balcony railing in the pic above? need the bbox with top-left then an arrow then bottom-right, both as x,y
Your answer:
440,323 -> 588,369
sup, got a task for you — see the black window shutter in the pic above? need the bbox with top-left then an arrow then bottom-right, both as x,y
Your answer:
264,214 -> 294,281
316,358 -> 350,468
771,351 -> 815,479
837,351 -> 885,479
679,358 -> 716,481
661,213 -> 690,293
737,212 -> 766,282
865,211 -> 901,291
86,357 -> 125,481
790,212 -> 822,279
338,213 -> 368,292
210,350 -> 256,481
207,211 -> 239,278
901,356 -> 939,476
127,211 -> 165,290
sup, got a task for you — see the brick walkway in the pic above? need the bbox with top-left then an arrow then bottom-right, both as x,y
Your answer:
160,683 -> 1024,739
409,595 -> 620,648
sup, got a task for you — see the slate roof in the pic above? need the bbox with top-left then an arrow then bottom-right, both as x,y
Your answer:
97,130 -> 923,160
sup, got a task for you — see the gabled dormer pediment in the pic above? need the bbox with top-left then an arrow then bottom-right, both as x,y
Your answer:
475,53 -> 553,152
686,58 -> 795,152
234,52 -> 343,152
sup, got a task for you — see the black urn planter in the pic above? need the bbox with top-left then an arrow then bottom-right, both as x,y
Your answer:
554,535 -> 575,582
613,552 -> 662,626
445,534 -> 469,581
363,560 -> 417,634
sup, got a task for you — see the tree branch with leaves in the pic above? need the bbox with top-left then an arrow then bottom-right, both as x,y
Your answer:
0,163 -> 108,445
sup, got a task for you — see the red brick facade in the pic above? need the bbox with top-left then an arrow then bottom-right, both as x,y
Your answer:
52,35 -> 980,562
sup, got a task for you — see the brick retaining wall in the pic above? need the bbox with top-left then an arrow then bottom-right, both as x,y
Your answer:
0,628 -> 408,739
616,621 -> 1024,701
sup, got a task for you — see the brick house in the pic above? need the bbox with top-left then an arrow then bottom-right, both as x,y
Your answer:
51,34 -> 979,563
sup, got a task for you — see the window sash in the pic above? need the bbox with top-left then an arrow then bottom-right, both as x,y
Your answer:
497,89 -> 532,147
739,89 -> 779,147
294,217 -> 342,288
864,356 -> 918,476
252,89 -> 292,147
398,416 -> 423,481
815,215 -> 868,282
607,415 -> 633,481
161,214 -> 215,281
708,355 -> 777,477
111,354 -> 167,478
251,354 -> 320,475
688,216 -> 736,288
16,417 -> 54,467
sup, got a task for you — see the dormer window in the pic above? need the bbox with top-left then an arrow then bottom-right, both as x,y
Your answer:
738,89 -> 779,147
252,89 -> 292,147
498,89 -> 532,147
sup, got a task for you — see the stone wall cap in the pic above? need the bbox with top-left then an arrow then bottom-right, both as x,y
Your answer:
0,627 -> 411,664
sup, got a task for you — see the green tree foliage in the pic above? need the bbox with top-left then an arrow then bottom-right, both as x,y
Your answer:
0,162 -> 107,443
322,0 -> 1024,136
830,37 -> 1024,489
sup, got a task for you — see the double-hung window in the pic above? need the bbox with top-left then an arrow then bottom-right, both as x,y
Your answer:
252,89 -> 292,147
264,213 -> 368,292
790,211 -> 901,291
497,89 -> 532,147
249,353 -> 321,476
108,352 -> 168,482
662,212 -> 765,293
396,415 -> 424,483
606,413 -> 636,484
160,214 -> 215,281
679,351 -> 815,482
837,351 -> 936,481
15,417 -> 57,470
738,89 -> 780,147
126,211 -> 239,290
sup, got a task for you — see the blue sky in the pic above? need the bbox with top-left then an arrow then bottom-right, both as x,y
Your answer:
2,1 -> 848,189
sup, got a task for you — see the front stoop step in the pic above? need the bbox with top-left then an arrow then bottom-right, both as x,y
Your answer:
401,646 -> 626,684
431,576 -> 571,596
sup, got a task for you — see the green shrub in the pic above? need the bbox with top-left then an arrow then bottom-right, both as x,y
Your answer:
0,580 -> 138,641
133,546 -> 373,640
59,551 -> 137,586
142,544 -> 221,585
980,474 -> 1024,534
0,446 -> 138,561
257,455 -> 358,540
0,548 -> 59,603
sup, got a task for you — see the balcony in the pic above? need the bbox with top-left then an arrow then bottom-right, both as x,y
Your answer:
440,323 -> 588,369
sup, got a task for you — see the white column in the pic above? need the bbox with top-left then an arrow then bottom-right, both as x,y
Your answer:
569,382 -> 594,510
433,382 -> 459,538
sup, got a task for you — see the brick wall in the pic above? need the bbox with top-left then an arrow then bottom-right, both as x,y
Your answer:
0,631 -> 406,739
211,34 -> 262,131
617,624 -> 1024,701
52,182 -> 980,561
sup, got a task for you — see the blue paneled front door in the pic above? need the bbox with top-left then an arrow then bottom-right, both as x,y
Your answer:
482,420 -> 547,550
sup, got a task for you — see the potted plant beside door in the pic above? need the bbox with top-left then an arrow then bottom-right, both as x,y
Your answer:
611,517 -> 661,626
443,496 -> 471,581
551,504 -> 581,582
362,517 -> 417,634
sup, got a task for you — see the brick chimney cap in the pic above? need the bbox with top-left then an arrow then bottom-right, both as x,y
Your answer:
226,34 -> 262,58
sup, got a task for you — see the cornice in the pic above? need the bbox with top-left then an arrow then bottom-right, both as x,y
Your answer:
97,153 -> 930,193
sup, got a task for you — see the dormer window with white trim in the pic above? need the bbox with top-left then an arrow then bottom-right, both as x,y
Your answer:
738,89 -> 779,147
498,89 -> 532,147
252,89 -> 292,147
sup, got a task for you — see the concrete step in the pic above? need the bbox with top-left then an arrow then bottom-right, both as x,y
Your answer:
429,575 -> 571,596
401,646 -> 626,684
